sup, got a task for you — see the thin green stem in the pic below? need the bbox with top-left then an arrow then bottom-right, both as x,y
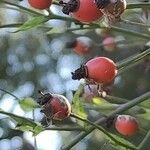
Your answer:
0,23 -> 23,28
117,48 -> 150,69
32,110 -> 38,150
62,92 -> 150,150
0,110 -> 37,126
127,3 -> 150,9
48,13 -> 79,23
70,113 -> 136,150
138,131 -> 150,150
105,95 -> 128,104
0,88 -> 20,100
117,59 -> 143,75
111,26 -> 150,40
45,126 -> 85,131
121,19 -> 150,27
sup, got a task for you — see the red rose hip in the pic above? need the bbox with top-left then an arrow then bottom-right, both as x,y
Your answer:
102,37 -> 116,52
38,92 -> 71,121
60,0 -> 103,23
115,115 -> 139,136
72,57 -> 117,84
66,36 -> 93,55
28,0 -> 52,10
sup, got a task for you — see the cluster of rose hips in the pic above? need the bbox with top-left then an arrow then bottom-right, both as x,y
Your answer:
37,56 -> 138,136
66,35 -> 117,55
28,0 -> 126,23
28,0 -> 139,136
37,91 -> 139,136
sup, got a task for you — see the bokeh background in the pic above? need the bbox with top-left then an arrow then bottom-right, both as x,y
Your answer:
0,0 -> 149,150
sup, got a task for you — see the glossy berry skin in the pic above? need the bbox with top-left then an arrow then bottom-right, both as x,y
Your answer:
102,37 -> 116,52
86,57 -> 117,84
28,0 -> 52,10
115,115 -> 138,136
73,0 -> 103,22
72,57 -> 117,84
61,0 -> 103,23
39,93 -> 71,121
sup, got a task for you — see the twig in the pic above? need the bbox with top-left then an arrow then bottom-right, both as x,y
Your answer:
127,3 -> 150,9
121,19 -> 150,27
61,92 -> 150,150
0,88 -> 20,100
70,113 -> 136,150
32,110 -> 38,150
45,126 -> 85,131
0,23 -> 23,28
117,48 -> 150,69
138,131 -> 150,150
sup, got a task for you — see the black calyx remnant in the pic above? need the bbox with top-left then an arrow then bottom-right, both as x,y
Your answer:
105,115 -> 116,128
66,40 -> 77,48
59,0 -> 80,15
71,65 -> 88,80
95,0 -> 110,9
37,92 -> 53,105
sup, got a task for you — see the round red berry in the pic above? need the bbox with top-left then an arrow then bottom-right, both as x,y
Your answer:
60,0 -> 103,23
86,57 -> 117,83
115,115 -> 138,136
66,36 -> 93,55
28,0 -> 52,10
102,37 -> 116,52
72,57 -> 117,84
74,37 -> 93,55
39,93 -> 71,121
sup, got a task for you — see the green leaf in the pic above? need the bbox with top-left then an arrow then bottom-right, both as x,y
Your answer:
13,16 -> 48,32
140,98 -> 150,109
0,109 -> 44,135
33,125 -> 44,136
46,27 -> 65,34
72,84 -> 87,126
19,97 -> 40,112
17,124 -> 44,136
92,97 -> 118,111
137,108 -> 150,121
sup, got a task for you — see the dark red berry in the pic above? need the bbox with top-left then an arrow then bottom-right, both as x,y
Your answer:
38,92 -> 71,121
